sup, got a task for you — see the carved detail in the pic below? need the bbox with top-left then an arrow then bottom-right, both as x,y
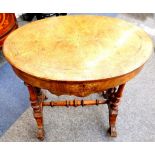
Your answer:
103,84 -> 126,137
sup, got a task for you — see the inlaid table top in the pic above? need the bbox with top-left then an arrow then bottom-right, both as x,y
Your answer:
3,15 -> 154,140
3,15 -> 153,81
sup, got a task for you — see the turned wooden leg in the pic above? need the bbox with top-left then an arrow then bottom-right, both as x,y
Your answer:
103,84 -> 126,137
25,83 -> 45,140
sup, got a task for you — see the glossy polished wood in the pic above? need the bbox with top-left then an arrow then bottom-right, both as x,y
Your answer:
3,15 -> 153,97
12,65 -> 143,97
3,15 -> 153,81
0,13 -> 18,49
2,15 -> 153,140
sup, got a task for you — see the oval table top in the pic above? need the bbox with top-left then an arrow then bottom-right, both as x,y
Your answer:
3,15 -> 153,82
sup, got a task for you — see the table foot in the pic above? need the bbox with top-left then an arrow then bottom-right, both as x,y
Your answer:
103,84 -> 126,137
108,126 -> 117,137
37,128 -> 45,140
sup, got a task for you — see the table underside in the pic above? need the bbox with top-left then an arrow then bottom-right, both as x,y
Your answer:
12,65 -> 143,97
25,82 -> 125,140
9,63 -> 144,140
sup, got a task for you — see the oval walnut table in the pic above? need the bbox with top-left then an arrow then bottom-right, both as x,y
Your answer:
3,15 -> 153,140
0,13 -> 18,49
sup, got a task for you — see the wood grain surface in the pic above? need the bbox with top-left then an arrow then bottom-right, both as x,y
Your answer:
3,15 -> 153,139
3,15 -> 153,81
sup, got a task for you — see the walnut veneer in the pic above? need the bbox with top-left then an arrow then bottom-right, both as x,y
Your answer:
3,15 -> 153,140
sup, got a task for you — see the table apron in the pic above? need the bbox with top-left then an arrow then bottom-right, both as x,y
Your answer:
12,65 -> 143,97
